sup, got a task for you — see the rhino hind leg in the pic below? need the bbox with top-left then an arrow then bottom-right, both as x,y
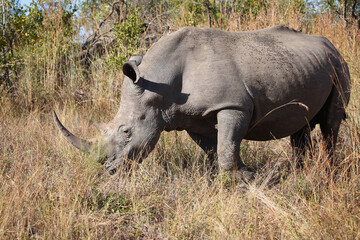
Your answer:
318,86 -> 347,161
320,119 -> 341,160
291,85 -> 347,168
290,125 -> 313,168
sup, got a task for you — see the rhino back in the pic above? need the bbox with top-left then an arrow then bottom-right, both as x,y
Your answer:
140,26 -> 343,140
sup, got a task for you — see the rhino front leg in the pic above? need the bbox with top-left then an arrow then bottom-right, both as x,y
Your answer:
216,109 -> 253,181
187,132 -> 217,165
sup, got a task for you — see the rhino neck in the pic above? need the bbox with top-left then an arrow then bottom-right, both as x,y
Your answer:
161,107 -> 196,132
160,108 -> 178,131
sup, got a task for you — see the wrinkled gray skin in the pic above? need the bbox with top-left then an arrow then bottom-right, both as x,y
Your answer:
54,26 -> 351,175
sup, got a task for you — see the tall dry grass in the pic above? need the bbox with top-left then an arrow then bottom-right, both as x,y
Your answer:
0,2 -> 359,239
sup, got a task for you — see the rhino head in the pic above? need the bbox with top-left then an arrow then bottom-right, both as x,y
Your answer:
53,55 -> 166,173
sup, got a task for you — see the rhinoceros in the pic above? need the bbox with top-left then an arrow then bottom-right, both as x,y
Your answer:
53,25 -> 350,176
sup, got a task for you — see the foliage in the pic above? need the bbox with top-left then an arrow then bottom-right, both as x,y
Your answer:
317,0 -> 359,28
0,0 -> 81,108
0,0 -> 43,87
106,8 -> 144,70
79,0 -> 114,33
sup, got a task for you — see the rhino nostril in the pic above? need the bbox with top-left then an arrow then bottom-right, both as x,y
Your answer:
104,161 -> 118,174
102,154 -> 115,165
99,156 -> 107,164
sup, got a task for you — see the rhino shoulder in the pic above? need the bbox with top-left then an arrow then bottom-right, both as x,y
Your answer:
268,25 -> 301,33
153,27 -> 196,46
161,26 -> 197,40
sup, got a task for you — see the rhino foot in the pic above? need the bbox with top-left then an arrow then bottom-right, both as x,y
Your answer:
235,167 -> 256,192
236,167 -> 256,183
217,167 -> 256,191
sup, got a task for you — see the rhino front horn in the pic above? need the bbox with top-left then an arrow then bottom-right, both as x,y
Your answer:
52,110 -> 93,153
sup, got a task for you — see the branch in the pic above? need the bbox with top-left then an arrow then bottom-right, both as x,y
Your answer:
351,0 -> 359,19
326,0 -> 342,17
99,1 -> 123,29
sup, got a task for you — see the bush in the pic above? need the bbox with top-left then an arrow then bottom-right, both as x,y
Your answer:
106,8 -> 144,70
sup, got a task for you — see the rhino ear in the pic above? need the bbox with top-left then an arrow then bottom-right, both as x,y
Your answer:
123,61 -> 140,83
123,55 -> 142,83
129,55 -> 142,66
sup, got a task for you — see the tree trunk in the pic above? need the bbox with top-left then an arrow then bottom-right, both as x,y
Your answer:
204,0 -> 211,28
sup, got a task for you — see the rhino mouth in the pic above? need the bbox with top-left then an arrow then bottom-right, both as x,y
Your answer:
103,154 -> 123,174
53,110 -> 118,174
53,110 -> 146,174
104,163 -> 118,175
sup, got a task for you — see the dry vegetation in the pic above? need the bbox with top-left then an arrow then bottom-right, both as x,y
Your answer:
0,2 -> 359,239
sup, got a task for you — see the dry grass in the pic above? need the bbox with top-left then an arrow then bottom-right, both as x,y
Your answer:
0,3 -> 360,239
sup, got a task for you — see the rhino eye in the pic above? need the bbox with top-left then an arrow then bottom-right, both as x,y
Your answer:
118,125 -> 131,136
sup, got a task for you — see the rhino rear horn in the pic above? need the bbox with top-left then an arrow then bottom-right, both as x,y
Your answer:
52,110 -> 92,153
